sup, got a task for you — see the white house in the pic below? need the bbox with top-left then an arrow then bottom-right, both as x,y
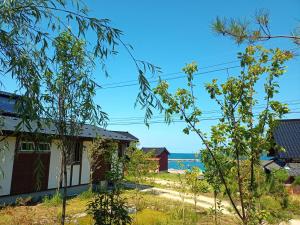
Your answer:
0,91 -> 138,204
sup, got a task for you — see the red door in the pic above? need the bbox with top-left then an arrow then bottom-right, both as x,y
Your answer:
11,152 -> 50,195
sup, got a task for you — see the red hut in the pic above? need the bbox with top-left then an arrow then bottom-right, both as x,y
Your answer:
141,147 -> 170,172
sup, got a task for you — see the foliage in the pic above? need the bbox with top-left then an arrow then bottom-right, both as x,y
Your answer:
259,195 -> 290,224
125,143 -> 158,186
0,0 -> 161,126
78,189 -> 96,200
43,192 -> 63,207
274,169 -> 289,183
293,176 -> 300,186
154,45 -> 293,224
41,29 -> 100,224
87,137 -> 119,188
212,10 -> 300,45
185,167 -> 210,210
87,190 -> 132,225
15,196 -> 33,206
0,0 -> 161,192
125,143 -> 158,211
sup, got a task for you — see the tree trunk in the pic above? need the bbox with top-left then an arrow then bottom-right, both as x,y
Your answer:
214,190 -> 217,225
61,151 -> 68,225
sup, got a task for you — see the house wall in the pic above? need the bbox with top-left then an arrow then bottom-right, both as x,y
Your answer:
0,136 -> 131,199
47,139 -> 62,189
0,137 -> 16,196
158,151 -> 168,172
48,139 -> 91,189
81,141 -> 91,184
11,151 -> 50,195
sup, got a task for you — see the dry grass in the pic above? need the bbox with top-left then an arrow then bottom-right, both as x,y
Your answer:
0,190 -> 237,225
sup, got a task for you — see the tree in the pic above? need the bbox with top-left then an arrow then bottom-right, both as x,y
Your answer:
87,138 -> 131,225
41,30 -> 104,225
125,143 -> 157,209
125,144 -> 158,187
154,46 -> 292,224
201,144 -> 226,225
87,137 -> 119,190
0,0 -> 162,177
212,10 -> 300,45
185,166 -> 209,212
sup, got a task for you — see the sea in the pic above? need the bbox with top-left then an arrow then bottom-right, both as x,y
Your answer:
168,153 -> 271,171
168,153 -> 204,171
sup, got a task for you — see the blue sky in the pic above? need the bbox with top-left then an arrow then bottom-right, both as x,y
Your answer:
2,0 -> 300,153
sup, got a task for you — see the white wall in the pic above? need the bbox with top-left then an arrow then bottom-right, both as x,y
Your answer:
71,165 -> 80,186
47,139 -> 62,189
48,140 -> 91,189
81,141 -> 91,184
0,137 -> 16,196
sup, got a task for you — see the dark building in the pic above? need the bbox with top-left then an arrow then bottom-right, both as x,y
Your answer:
264,119 -> 300,182
141,147 -> 170,172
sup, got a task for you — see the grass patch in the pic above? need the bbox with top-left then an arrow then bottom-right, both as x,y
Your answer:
148,172 -> 182,182
77,189 -> 95,200
133,209 -> 169,225
42,191 -> 62,207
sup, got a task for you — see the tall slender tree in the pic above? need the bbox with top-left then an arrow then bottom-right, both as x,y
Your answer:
42,30 -> 106,225
154,46 -> 293,224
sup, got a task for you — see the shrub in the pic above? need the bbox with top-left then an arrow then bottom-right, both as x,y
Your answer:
293,176 -> 300,186
274,169 -> 289,183
87,191 -> 132,225
15,196 -> 33,206
42,192 -> 62,207
260,195 -> 290,224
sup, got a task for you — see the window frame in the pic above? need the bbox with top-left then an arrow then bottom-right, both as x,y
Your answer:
19,141 -> 51,152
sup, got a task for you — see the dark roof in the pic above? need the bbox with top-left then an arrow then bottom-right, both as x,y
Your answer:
1,116 -> 137,141
261,160 -> 300,177
141,147 -> 170,157
112,131 -> 138,141
0,91 -> 21,98
0,92 -> 20,116
273,119 -> 300,159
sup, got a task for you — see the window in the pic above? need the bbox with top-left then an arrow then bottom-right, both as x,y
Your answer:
118,143 -> 123,158
74,142 -> 81,162
68,142 -> 82,164
20,141 -> 50,152
37,143 -> 51,151
20,142 -> 34,151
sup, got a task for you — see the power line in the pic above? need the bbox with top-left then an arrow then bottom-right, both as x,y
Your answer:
99,65 -> 241,90
100,60 -> 240,87
98,47 -> 300,90
108,101 -> 300,122
107,111 -> 300,126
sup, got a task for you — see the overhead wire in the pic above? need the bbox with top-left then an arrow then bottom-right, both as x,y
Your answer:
97,47 -> 300,90
107,111 -> 300,126
107,101 -> 300,122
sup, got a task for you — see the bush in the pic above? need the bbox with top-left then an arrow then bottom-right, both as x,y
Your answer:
274,169 -> 289,183
15,196 -> 33,206
260,195 -> 290,224
293,176 -> 300,186
87,191 -> 132,225
42,192 -> 62,207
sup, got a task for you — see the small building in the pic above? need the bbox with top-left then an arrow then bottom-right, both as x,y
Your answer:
264,119 -> 300,183
0,91 -> 138,203
141,147 -> 169,172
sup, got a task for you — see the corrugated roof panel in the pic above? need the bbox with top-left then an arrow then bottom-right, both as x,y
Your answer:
273,119 -> 300,159
0,116 -> 137,141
